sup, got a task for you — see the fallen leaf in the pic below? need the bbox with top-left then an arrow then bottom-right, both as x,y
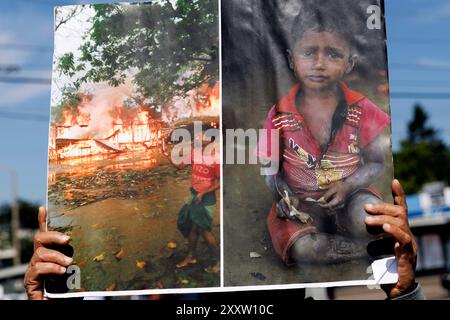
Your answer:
136,260 -> 146,269
180,279 -> 189,285
106,282 -> 116,291
93,252 -> 106,262
167,241 -> 177,249
115,248 -> 125,260
76,260 -> 86,268
250,252 -> 262,258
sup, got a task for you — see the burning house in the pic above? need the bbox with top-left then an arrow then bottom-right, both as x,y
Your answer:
49,82 -> 220,161
49,95 -> 164,161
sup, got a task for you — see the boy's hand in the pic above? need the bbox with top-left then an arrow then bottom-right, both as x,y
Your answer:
197,192 -> 205,204
276,196 -> 300,220
364,179 -> 417,299
24,207 -> 73,300
319,181 -> 352,212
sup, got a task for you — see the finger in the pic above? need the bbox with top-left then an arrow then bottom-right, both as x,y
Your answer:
320,197 -> 342,209
382,224 -> 412,246
364,215 -> 404,229
34,231 -> 70,249
364,202 -> 405,218
276,202 -> 286,218
322,188 -> 337,202
38,207 -> 47,232
392,179 -> 408,211
280,200 -> 290,215
31,262 -> 67,277
276,201 -> 290,219
31,247 -> 73,266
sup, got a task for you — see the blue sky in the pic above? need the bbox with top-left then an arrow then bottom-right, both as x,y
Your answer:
0,0 -> 449,204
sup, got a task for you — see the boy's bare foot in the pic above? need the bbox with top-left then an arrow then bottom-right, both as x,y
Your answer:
204,262 -> 220,273
176,257 -> 197,268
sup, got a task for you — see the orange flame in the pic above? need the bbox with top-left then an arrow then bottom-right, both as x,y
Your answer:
208,82 -> 220,110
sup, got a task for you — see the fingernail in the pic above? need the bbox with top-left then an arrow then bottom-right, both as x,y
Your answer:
62,235 -> 70,242
365,216 -> 375,223
60,266 -> 67,273
365,204 -> 373,210
383,223 -> 390,231
65,257 -> 73,264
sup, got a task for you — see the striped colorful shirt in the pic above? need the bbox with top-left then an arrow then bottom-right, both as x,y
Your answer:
258,82 -> 390,197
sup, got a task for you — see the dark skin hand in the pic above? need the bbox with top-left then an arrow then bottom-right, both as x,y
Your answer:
364,179 -> 418,299
268,173 -> 418,298
320,137 -> 385,212
264,170 -> 300,220
24,207 -> 73,300
197,178 -> 220,204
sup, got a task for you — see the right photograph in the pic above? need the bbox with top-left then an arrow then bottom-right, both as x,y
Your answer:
222,0 -> 394,286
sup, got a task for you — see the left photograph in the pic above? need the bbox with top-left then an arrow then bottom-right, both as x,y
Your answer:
46,1 -> 220,296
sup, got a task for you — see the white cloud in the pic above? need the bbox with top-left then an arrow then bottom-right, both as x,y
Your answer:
0,6 -> 53,108
0,31 -> 31,66
0,68 -> 52,106
416,57 -> 450,69
0,83 -> 50,107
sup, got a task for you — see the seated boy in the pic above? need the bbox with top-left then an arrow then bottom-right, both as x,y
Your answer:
259,8 -> 391,265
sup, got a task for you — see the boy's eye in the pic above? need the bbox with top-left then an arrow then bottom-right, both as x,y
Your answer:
326,49 -> 344,59
301,50 -> 315,57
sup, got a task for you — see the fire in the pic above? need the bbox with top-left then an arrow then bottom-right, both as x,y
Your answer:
208,82 -> 220,110
49,81 -> 218,161
50,101 -> 163,161
192,81 -> 220,117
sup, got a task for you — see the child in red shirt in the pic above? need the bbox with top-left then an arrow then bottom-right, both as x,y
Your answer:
165,128 -> 220,273
258,9 -> 390,265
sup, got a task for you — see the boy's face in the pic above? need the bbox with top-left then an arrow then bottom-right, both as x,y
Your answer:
289,31 -> 355,91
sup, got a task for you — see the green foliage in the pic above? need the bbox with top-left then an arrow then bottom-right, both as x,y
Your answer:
393,104 -> 450,194
57,0 -> 218,104
0,200 -> 39,229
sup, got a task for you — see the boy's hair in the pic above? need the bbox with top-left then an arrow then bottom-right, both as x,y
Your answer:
289,0 -> 362,53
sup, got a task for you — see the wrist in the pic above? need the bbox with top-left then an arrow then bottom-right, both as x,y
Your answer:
387,281 -> 417,299
387,283 -> 425,300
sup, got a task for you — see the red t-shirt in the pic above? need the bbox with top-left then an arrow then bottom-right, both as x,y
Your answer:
183,147 -> 220,193
258,82 -> 390,196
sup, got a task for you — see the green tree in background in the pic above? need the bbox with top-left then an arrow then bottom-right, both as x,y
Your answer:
0,201 -> 39,264
394,104 -> 450,194
57,0 -> 218,105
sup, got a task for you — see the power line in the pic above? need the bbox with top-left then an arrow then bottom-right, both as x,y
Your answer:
0,43 -> 52,52
0,77 -> 51,85
0,111 -> 48,122
390,63 -> 450,72
391,92 -> 450,100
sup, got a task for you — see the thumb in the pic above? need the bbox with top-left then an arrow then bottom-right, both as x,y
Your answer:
38,207 -> 47,232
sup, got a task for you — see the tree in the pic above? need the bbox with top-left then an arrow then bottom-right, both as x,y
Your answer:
393,104 -> 450,194
57,0 -> 219,105
0,200 -> 39,229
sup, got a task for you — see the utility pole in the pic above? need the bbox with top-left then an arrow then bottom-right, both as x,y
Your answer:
0,167 -> 20,265
11,171 -> 20,266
